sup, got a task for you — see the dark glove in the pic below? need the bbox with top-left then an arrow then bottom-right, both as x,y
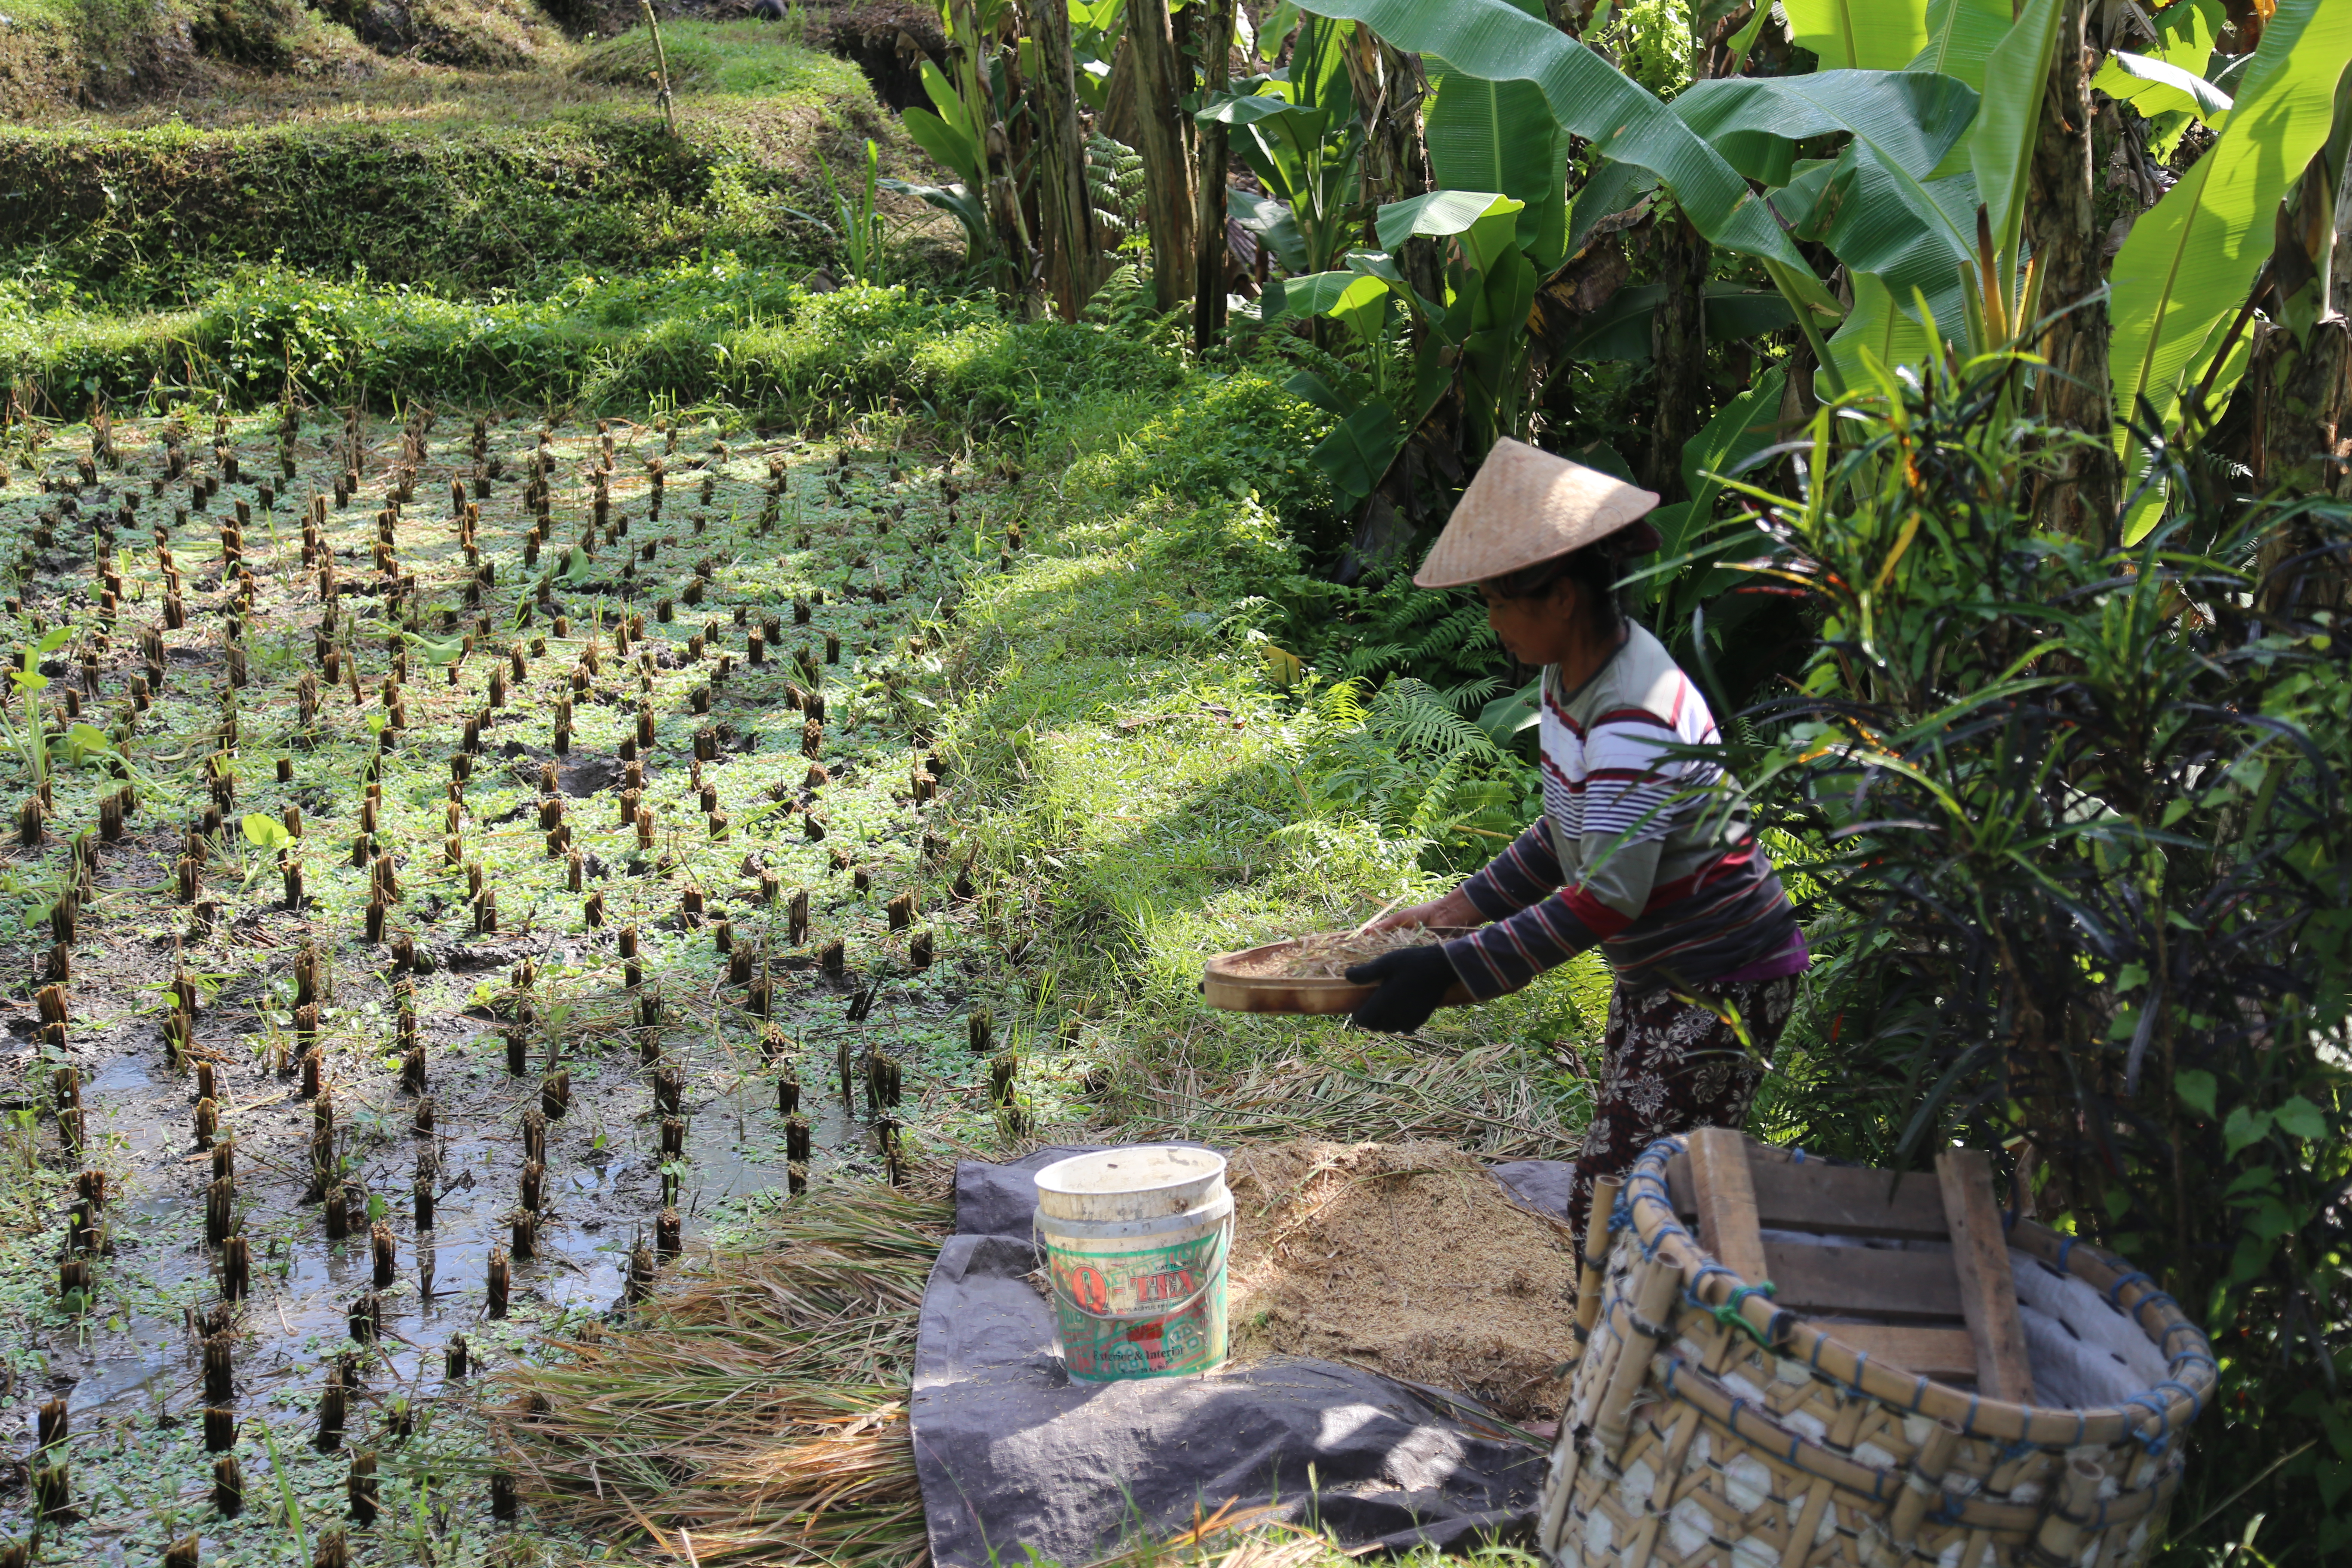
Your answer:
1345,945 -> 1459,1034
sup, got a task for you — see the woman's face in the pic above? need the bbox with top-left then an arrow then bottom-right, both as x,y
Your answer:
1480,575 -> 1588,668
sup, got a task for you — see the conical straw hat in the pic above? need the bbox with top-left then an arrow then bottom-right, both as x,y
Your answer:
1414,438 -> 1662,589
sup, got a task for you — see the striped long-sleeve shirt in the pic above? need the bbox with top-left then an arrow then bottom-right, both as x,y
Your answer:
1441,623 -> 1805,998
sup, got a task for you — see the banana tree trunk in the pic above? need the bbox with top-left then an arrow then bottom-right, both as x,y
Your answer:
1360,42 -> 1437,358
990,37 -> 1041,315
1193,0 -> 1237,350
2251,146 -> 2352,610
1541,0 -> 1593,33
945,0 -> 1032,307
1127,0 -> 1197,312
2026,0 -> 2116,538
1032,0 -> 1100,323
1646,213 -> 1710,499
1354,36 -> 1428,208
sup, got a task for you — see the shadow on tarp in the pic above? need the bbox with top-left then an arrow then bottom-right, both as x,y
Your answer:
912,1146 -> 1579,1565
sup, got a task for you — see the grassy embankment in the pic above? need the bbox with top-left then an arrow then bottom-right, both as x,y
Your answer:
0,19 -> 952,403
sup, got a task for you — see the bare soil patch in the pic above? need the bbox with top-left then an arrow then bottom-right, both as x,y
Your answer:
1224,1139 -> 1579,1421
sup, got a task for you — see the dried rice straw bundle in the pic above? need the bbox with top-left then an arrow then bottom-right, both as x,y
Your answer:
491,1173 -> 950,1564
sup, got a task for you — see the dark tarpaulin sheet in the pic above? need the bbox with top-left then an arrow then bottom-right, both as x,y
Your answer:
910,1146 -> 1578,1566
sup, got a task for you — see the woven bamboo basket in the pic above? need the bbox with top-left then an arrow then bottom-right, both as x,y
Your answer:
1539,1136 -> 2217,1568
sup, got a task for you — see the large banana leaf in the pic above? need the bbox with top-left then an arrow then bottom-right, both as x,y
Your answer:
2093,52 -> 2232,127
1293,0 -> 1825,299
2108,0 -> 2352,457
1631,364 -> 1790,618
1261,269 -> 1385,323
1908,0 -> 2011,92
1228,187 -> 1307,273
1424,58 -> 1568,270
1781,0 -> 1925,71
1305,400 -> 1409,507
1827,272 -> 1938,389
1564,68 -> 1984,347
1199,94 -> 1331,206
1672,70 -> 1980,187
1822,146 -> 1978,338
901,111 -> 984,190
903,59 -> 985,188
1666,71 -> 1983,338
1966,0 -> 2064,279
1374,189 -> 1523,251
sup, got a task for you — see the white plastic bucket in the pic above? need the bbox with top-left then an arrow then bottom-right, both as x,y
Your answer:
1033,1146 -> 1232,1381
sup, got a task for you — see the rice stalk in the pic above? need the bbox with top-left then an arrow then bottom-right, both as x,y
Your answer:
492,1173 -> 950,1565
1120,1043 -> 1575,1160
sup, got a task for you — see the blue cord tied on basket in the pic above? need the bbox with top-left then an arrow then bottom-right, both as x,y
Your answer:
2120,1389 -> 2175,1455
1685,1262 -> 1779,1350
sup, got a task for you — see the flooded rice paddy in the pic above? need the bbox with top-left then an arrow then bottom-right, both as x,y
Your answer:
0,404 -> 1034,1563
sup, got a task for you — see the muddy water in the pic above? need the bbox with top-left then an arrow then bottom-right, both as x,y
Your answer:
13,981 -> 917,1442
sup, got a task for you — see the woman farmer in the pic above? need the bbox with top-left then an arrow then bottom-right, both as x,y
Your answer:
1349,439 -> 1808,1242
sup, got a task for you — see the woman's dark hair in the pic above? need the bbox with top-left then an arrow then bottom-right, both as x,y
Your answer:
1483,545 -> 1625,634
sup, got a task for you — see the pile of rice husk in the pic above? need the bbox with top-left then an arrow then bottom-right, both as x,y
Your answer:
1222,928 -> 1424,978
1221,927 -> 1470,978
1224,1140 -> 1580,1421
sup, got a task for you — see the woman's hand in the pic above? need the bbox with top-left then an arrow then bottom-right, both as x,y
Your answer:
1372,885 -> 1483,934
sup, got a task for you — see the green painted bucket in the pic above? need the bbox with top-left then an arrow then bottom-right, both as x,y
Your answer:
1033,1146 -> 1233,1382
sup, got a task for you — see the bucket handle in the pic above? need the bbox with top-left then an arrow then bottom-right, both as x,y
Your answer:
1033,1213 -> 1234,1325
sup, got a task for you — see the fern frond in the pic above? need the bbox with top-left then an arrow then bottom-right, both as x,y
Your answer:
1444,675 -> 1505,714
1368,677 -> 1500,760
1317,676 -> 1372,728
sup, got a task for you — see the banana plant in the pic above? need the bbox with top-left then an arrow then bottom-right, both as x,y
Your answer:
1780,0 -> 1925,71
1674,69 -> 1984,385
1200,11 -> 1363,279
1420,49 -> 1566,272
1294,0 -> 1841,335
1066,0 -> 1124,113
1268,190 -> 1536,507
1298,0 -> 2089,409
887,58 -> 994,263
1335,0 -> 2094,396
2110,0 -> 2352,536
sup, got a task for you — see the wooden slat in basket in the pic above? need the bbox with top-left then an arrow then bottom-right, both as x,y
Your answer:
1664,1155 -> 1950,1239
1760,1238 -> 1963,1320
1688,1127 -> 1768,1287
1938,1148 -> 2037,1404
